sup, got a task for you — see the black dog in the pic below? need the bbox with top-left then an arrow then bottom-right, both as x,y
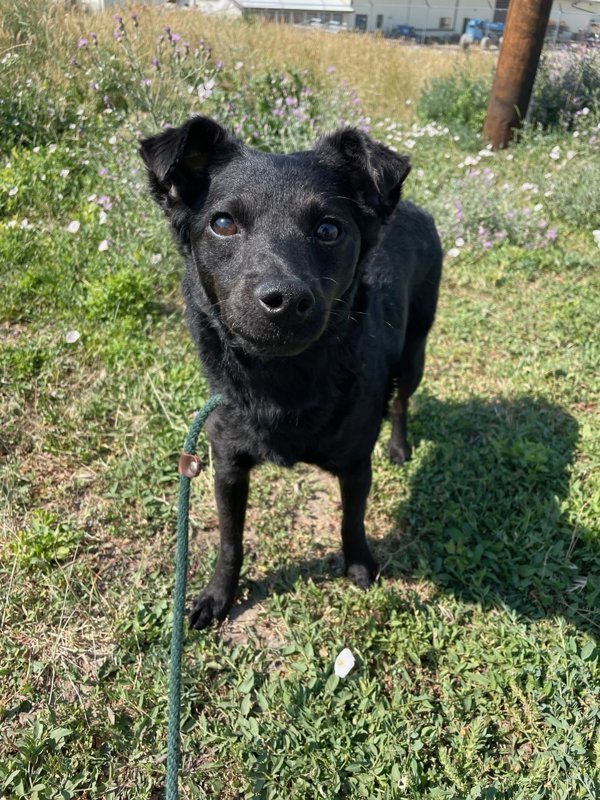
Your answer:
140,116 -> 442,629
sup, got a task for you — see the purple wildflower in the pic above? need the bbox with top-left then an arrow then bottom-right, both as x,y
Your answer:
546,228 -> 558,241
77,37 -> 89,49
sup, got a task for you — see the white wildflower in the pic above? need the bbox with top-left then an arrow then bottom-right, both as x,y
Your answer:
334,648 -> 355,678
447,247 -> 461,258
67,220 -> 80,234
455,237 -> 465,247
65,330 -> 81,344
549,145 -> 561,161
8,186 -> 18,197
98,239 -> 110,252
593,230 -> 600,249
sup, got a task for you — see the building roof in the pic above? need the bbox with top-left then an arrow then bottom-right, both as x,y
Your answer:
239,0 -> 354,11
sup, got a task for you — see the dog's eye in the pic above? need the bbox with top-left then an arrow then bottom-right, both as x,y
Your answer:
211,214 -> 238,237
315,220 -> 340,242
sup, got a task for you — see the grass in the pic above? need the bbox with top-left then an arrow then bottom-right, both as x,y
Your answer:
1,3 -> 600,799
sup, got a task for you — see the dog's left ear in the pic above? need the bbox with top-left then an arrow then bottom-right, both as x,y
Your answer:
315,129 -> 410,222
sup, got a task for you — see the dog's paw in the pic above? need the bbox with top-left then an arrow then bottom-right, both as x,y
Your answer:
388,440 -> 412,466
189,588 -> 232,630
346,560 -> 379,590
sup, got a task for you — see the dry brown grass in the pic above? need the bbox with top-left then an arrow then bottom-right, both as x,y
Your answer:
1,0 -> 496,118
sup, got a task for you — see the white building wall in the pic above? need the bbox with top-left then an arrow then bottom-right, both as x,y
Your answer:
351,0 -> 599,35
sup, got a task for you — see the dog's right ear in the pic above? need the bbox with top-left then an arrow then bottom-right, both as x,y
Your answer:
140,116 -> 240,210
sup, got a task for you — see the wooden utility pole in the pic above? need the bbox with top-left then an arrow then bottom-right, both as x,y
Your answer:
483,0 -> 553,149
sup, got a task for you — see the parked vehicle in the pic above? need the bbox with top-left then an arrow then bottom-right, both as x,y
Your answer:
463,18 -> 504,46
388,24 -> 418,40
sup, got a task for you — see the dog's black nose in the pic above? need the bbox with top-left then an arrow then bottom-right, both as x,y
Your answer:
255,280 -> 315,323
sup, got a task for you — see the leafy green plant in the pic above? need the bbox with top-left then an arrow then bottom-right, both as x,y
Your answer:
416,66 -> 492,132
11,511 -> 82,570
531,47 -> 600,130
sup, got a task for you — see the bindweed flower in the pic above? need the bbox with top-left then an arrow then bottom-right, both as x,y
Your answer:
66,220 -> 80,234
549,145 -> 561,161
65,330 -> 81,344
98,239 -> 110,252
334,648 -> 355,678
447,247 -> 460,258
593,230 -> 600,249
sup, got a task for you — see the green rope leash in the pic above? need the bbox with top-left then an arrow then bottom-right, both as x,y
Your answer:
166,394 -> 223,800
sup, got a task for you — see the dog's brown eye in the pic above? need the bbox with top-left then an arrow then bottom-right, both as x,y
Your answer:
315,220 -> 340,242
211,215 -> 238,236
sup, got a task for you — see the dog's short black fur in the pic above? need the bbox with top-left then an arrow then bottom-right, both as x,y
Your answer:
140,116 -> 442,629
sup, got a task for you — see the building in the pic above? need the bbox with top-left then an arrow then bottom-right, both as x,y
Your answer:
237,0 -> 600,41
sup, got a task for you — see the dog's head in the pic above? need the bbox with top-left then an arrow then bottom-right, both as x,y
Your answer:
140,116 -> 410,357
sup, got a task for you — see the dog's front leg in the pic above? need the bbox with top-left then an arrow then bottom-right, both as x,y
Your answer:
338,460 -> 379,589
189,464 -> 249,629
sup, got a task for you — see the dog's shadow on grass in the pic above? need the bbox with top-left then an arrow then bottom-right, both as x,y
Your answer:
230,394 -> 599,639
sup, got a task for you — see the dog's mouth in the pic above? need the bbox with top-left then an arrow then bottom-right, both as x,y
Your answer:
230,328 -> 322,358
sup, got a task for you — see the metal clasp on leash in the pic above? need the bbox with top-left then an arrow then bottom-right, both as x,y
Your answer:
178,453 -> 203,478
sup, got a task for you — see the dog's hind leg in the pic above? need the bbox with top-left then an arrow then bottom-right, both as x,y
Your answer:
388,334 -> 427,466
189,464 -> 249,630
338,459 -> 379,588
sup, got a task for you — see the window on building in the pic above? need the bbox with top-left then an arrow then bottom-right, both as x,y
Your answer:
355,14 -> 368,30
376,14 -> 383,28
439,17 -> 451,29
